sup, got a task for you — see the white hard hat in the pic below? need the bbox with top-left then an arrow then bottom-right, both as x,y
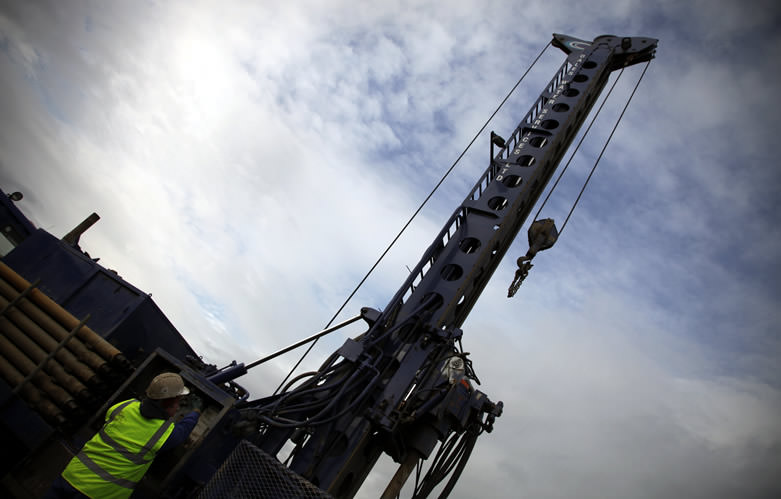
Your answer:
146,372 -> 190,400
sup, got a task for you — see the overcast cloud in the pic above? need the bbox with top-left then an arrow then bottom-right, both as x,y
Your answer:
1,0 -> 780,497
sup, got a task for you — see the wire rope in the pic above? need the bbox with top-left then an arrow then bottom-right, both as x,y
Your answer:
558,60 -> 652,234
273,41 -> 553,395
533,60 -> 651,236
532,67 -> 625,223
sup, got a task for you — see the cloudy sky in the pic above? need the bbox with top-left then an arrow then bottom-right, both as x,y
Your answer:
2,0 -> 780,497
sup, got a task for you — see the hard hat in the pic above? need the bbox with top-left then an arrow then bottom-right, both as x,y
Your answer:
146,372 -> 190,400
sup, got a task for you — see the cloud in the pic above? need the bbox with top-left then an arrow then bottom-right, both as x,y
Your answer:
457,286 -> 781,499
1,1 -> 780,498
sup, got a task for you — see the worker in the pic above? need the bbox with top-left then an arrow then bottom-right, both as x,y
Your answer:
44,372 -> 203,499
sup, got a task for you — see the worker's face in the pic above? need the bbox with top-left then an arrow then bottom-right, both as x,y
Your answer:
165,396 -> 182,417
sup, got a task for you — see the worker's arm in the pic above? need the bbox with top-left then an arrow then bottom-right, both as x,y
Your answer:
160,410 -> 201,451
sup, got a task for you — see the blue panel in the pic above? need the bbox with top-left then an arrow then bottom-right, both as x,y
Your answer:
106,298 -> 198,364
0,379 -> 53,455
2,229 -> 197,364
4,230 -> 98,303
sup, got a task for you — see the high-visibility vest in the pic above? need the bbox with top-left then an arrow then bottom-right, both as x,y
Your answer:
62,399 -> 175,499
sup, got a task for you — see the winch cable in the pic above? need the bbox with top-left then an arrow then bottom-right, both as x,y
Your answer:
272,41 -> 553,396
557,61 -> 651,234
532,67 -> 625,226
532,60 -> 651,236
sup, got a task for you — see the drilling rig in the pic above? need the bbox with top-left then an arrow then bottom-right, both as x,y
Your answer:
0,33 -> 656,498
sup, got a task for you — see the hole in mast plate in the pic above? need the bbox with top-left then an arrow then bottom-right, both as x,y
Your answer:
487,196 -> 508,211
517,155 -> 535,166
440,264 -> 463,281
421,292 -> 444,311
502,175 -> 522,188
459,237 -> 481,254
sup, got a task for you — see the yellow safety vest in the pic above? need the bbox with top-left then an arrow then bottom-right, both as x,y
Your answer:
62,399 -> 174,499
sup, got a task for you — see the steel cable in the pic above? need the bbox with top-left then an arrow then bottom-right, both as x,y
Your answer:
274,41 -> 553,395
532,67 -> 626,223
533,60 -> 652,235
558,60 -> 652,234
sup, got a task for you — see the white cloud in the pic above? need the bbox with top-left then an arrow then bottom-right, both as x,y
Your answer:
1,1 -> 780,498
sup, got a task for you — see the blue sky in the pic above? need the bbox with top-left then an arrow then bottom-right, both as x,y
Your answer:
1,1 -> 780,497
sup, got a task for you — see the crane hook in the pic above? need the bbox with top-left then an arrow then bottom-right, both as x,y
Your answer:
508,218 -> 558,297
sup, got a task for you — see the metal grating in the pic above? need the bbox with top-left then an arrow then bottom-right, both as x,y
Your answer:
198,440 -> 333,499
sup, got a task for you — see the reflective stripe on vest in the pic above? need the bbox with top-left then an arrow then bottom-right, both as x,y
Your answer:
98,404 -> 173,465
73,451 -> 137,490
62,399 -> 174,498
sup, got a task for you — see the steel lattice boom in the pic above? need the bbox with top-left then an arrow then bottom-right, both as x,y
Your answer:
240,33 -> 658,498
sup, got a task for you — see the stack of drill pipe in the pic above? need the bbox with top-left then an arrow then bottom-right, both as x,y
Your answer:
0,334 -> 78,412
0,261 -> 124,365
0,316 -> 91,400
0,278 -> 109,374
0,293 -> 101,383
0,351 -> 66,426
0,262 -> 139,428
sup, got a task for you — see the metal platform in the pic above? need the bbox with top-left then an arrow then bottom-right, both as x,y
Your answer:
199,440 -> 333,499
